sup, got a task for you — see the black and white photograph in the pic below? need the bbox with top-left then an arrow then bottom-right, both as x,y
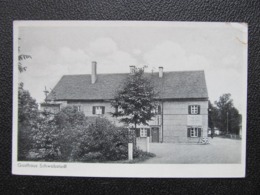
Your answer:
12,21 -> 247,177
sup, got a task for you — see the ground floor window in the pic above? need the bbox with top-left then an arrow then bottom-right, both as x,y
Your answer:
129,128 -> 150,137
187,127 -> 202,137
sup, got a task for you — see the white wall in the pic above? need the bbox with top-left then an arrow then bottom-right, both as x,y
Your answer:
163,100 -> 208,143
67,101 -> 123,126
67,99 -> 208,143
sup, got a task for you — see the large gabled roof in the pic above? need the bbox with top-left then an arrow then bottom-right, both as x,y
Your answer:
47,71 -> 208,101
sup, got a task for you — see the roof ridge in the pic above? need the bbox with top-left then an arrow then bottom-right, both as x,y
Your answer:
63,73 -> 130,76
62,70 -> 205,77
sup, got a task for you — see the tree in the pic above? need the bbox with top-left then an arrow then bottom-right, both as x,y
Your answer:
54,106 -> 88,161
111,67 -> 158,129
17,42 -> 35,160
18,83 -> 39,160
55,106 -> 86,130
18,37 -> 31,73
26,106 -> 87,161
18,54 -> 31,72
18,83 -> 39,125
208,101 -> 218,133
214,93 -> 242,134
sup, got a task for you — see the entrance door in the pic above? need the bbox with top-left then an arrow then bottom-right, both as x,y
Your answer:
151,127 -> 159,143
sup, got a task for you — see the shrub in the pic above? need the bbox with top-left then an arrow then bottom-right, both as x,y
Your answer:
73,117 -> 129,162
21,104 -> 155,163
27,112 -> 61,161
27,106 -> 88,162
133,148 -> 156,160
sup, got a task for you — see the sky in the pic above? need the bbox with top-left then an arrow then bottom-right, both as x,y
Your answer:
17,21 -> 247,113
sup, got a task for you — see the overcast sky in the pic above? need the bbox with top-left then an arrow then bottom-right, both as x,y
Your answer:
17,21 -> 247,113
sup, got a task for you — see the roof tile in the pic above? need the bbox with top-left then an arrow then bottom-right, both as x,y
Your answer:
47,71 -> 208,100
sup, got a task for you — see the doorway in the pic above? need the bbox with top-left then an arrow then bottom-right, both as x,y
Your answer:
151,127 -> 159,143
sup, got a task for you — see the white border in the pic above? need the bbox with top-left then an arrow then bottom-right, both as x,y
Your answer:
12,21 -> 247,178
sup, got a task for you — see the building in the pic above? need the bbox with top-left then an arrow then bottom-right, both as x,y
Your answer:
41,61 -> 208,143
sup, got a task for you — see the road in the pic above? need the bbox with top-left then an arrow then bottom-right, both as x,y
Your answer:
140,137 -> 242,164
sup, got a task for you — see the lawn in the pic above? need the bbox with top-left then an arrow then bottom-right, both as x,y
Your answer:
138,137 -> 242,164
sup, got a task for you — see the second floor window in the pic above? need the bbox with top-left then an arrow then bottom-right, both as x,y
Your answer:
92,106 -> 105,115
188,105 -> 200,115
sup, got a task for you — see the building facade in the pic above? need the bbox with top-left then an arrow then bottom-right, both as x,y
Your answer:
41,61 -> 209,143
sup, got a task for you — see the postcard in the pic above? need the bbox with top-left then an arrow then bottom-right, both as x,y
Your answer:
13,21 -> 247,177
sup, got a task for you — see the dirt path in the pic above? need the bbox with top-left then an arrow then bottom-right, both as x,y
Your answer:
139,137 -> 242,164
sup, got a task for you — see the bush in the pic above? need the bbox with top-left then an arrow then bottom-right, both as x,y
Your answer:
133,148 -> 155,159
27,112 -> 61,161
20,104 -> 155,163
73,117 -> 129,162
26,106 -> 88,162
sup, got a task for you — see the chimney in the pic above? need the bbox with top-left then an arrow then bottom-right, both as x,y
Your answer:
91,61 -> 97,84
130,65 -> 136,74
159,66 -> 163,78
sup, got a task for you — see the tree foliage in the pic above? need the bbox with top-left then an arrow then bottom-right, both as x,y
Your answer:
18,54 -> 31,73
18,83 -> 40,160
209,93 -> 242,134
18,37 -> 31,73
18,83 -> 39,125
111,68 -> 158,128
27,106 -> 88,161
21,105 -> 151,162
208,101 -> 218,132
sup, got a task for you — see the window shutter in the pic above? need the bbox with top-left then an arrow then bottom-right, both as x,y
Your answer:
92,106 -> 95,114
147,129 -> 150,137
158,105 -> 161,114
136,128 -> 140,137
187,128 -> 191,137
102,106 -> 105,114
198,105 -> 200,114
198,128 -> 202,137
188,105 -> 191,114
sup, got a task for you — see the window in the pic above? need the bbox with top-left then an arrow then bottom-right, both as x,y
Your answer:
188,105 -> 200,115
129,129 -> 135,135
115,106 -> 124,114
151,105 -> 161,114
132,128 -> 150,137
76,105 -> 81,112
190,128 -> 198,137
140,128 -> 147,137
187,127 -> 202,137
92,106 -> 105,115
